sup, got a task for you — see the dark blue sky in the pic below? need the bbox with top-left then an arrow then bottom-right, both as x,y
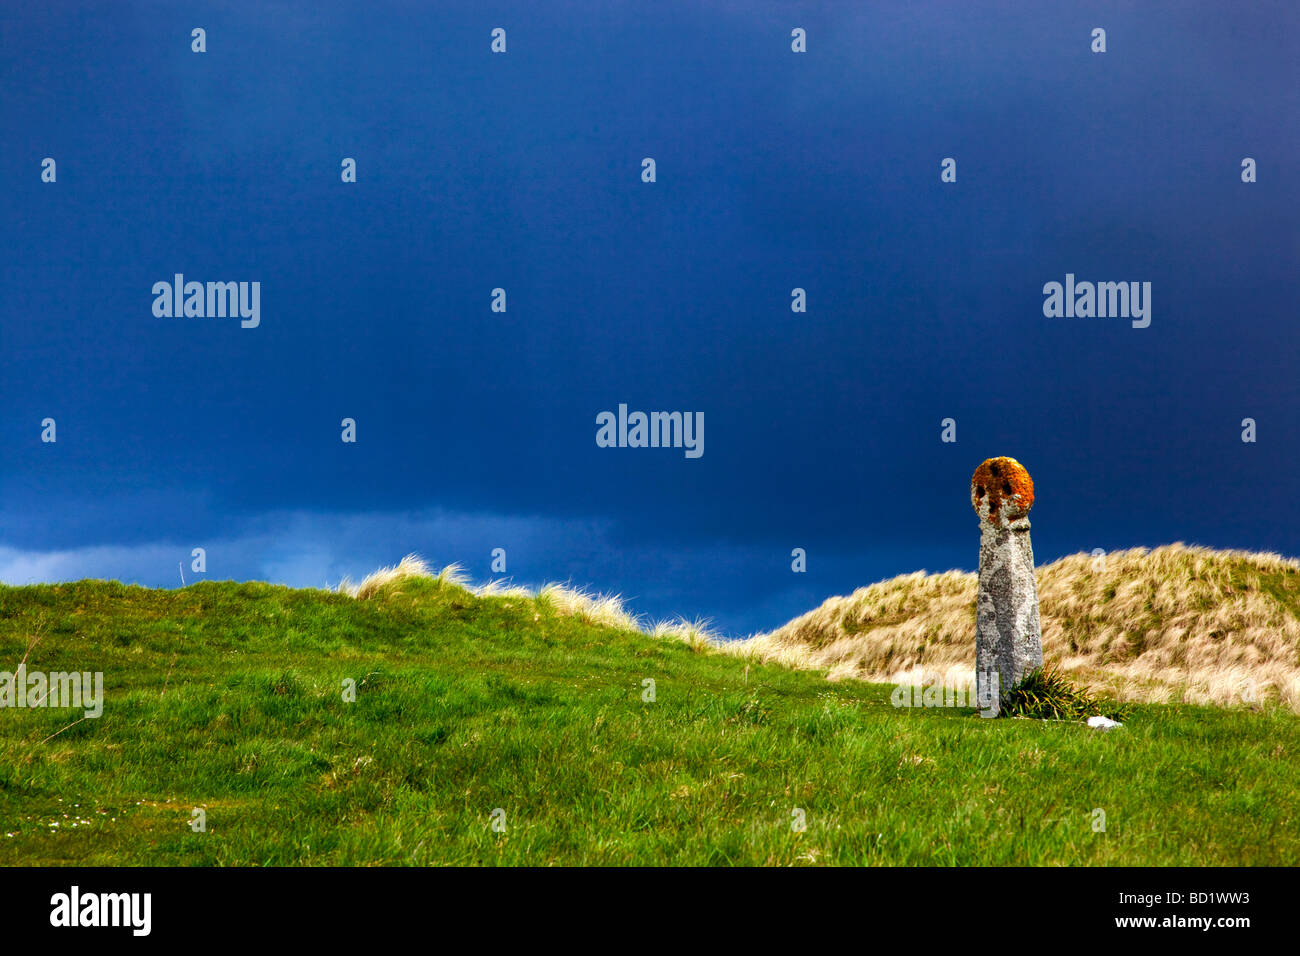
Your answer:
2,1 -> 1296,636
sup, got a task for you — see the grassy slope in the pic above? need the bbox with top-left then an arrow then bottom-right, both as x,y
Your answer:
1,575 -> 1297,866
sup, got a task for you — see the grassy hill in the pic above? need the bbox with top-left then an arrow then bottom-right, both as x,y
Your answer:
728,544 -> 1300,712
1,553 -> 1297,866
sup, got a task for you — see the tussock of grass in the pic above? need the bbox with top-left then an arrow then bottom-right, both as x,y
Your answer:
338,554 -> 470,600
1000,665 -> 1132,722
536,582 -> 642,633
722,544 -> 1300,712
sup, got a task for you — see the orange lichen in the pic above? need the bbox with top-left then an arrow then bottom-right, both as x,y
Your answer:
971,457 -> 1034,524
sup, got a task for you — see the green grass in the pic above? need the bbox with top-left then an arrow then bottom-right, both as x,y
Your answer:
1,577 -> 1296,866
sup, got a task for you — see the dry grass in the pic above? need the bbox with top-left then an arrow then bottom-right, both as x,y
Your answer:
536,582 -> 643,632
721,544 -> 1300,711
337,554 -> 469,600
532,584 -> 718,649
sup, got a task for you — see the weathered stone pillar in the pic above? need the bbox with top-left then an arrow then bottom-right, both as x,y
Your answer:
971,457 -> 1043,709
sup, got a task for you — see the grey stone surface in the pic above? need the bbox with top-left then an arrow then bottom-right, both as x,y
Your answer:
971,458 -> 1044,709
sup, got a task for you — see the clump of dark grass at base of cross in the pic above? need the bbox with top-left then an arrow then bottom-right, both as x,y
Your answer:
1000,663 -> 1132,722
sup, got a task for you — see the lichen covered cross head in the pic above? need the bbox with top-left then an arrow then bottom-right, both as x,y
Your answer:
971,457 -> 1034,528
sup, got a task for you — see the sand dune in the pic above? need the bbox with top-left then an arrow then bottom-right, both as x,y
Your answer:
721,544 -> 1300,711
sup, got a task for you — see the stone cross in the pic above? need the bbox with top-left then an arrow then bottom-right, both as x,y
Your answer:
971,457 -> 1043,710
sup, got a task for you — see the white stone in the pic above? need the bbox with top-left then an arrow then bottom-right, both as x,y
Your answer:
1086,715 -> 1123,731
